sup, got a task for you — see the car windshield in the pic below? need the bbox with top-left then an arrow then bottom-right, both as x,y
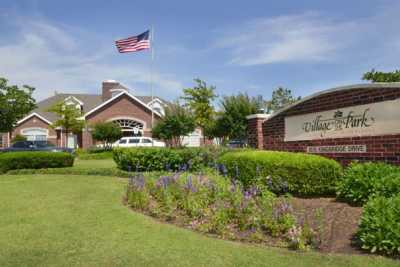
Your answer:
119,139 -> 127,144
12,141 -> 31,148
34,141 -> 54,148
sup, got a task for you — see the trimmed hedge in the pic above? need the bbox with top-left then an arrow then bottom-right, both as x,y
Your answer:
113,147 -> 227,172
357,194 -> 400,255
336,162 -> 400,205
217,150 -> 342,196
0,152 -> 74,173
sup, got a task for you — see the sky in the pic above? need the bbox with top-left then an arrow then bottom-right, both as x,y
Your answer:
0,0 -> 399,102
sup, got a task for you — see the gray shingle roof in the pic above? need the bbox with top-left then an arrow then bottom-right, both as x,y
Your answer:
32,93 -> 166,123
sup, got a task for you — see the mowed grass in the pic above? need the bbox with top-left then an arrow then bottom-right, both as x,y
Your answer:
0,175 -> 398,267
74,158 -> 117,169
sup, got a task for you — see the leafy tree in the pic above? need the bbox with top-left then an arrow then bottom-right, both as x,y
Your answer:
362,69 -> 400,82
91,121 -> 122,149
48,101 -> 85,147
0,78 -> 36,132
213,93 -> 266,141
11,134 -> 27,143
267,87 -> 300,113
181,79 -> 217,142
152,102 -> 196,147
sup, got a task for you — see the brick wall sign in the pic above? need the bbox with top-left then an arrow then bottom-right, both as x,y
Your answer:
247,83 -> 400,165
306,145 -> 367,154
285,98 -> 400,141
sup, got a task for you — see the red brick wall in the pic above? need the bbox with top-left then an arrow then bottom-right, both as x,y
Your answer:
12,116 -> 58,146
83,94 -> 160,148
247,115 -> 269,149
249,85 -> 400,165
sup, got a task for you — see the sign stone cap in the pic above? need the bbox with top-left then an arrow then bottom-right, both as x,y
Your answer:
246,114 -> 271,120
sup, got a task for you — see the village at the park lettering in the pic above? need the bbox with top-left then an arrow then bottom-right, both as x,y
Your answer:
302,108 -> 375,135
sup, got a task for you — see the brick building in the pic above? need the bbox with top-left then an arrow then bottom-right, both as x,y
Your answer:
1,80 -> 169,149
247,83 -> 400,165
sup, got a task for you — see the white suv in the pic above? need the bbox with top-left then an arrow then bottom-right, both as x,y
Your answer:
114,137 -> 166,147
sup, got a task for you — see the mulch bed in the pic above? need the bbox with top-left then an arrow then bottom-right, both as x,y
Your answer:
291,197 -> 363,254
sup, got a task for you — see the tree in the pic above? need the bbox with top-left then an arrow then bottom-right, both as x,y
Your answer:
0,78 -> 36,132
181,79 -> 217,143
362,69 -> 400,82
267,87 -> 300,113
214,93 -> 266,141
152,102 -> 196,147
48,101 -> 85,147
91,121 -> 122,149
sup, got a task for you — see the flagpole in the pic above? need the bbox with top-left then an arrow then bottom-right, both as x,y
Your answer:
150,25 -> 154,131
150,25 -> 155,146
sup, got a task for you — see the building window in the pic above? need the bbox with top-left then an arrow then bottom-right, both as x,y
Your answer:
0,134 -> 3,147
113,119 -> 144,136
21,128 -> 48,141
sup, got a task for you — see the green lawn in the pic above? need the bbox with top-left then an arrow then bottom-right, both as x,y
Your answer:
0,174 -> 398,267
74,158 -> 117,169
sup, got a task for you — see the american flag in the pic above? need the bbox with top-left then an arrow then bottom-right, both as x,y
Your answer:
115,30 -> 150,53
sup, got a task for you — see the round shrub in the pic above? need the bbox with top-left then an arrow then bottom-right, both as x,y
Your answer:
0,152 -> 74,173
356,194 -> 400,255
336,162 -> 400,205
217,150 -> 342,196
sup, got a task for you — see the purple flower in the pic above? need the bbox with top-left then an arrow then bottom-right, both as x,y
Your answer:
184,175 -> 197,193
244,186 -> 258,200
273,200 -> 293,219
131,173 -> 145,190
156,175 -> 175,189
218,164 -> 228,176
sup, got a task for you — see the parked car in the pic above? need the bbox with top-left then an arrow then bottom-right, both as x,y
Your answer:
0,141 -> 74,154
113,137 -> 166,148
227,139 -> 247,148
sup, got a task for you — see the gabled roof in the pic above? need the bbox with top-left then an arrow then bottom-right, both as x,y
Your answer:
267,82 -> 400,120
27,93 -> 103,123
83,91 -> 163,118
16,91 -> 166,125
17,112 -> 53,125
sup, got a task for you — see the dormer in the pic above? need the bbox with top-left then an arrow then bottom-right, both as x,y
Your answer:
64,96 -> 83,111
148,98 -> 166,116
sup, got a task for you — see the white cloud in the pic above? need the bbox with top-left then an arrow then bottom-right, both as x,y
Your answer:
216,13 -> 360,66
0,16 -> 183,101
216,6 -> 400,66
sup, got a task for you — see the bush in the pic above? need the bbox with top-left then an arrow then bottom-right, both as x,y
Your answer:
113,147 -> 227,172
0,152 -> 74,173
356,194 -> 400,255
336,162 -> 400,205
217,151 -> 342,196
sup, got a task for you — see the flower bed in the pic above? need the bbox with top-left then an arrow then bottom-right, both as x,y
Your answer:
126,170 -> 323,250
